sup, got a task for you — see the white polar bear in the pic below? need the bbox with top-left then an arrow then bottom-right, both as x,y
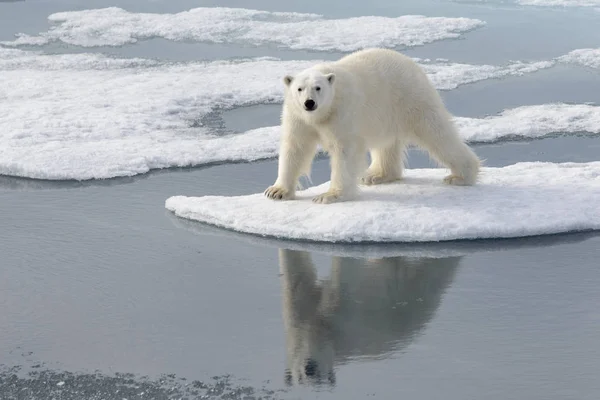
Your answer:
264,48 -> 481,204
279,248 -> 460,386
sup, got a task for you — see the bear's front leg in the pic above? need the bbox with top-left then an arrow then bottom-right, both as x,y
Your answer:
265,127 -> 318,201
313,141 -> 362,204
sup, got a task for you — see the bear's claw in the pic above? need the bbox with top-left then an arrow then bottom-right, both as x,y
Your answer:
264,185 -> 293,200
312,192 -> 341,204
361,172 -> 400,186
443,175 -> 469,186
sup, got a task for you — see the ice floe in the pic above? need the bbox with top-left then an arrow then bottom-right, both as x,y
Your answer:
169,211 -> 597,258
557,48 -> 600,70
0,51 -> 312,180
419,58 -> 556,90
517,0 -> 600,7
0,7 -> 485,51
165,162 -> 600,243
0,48 -> 598,180
456,103 -> 600,142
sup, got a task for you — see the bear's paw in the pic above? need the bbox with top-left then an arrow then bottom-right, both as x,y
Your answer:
264,185 -> 294,201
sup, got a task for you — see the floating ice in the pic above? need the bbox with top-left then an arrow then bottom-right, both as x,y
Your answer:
0,50 -> 314,180
170,211 -> 595,258
0,6 -> 485,51
517,0 -> 600,7
0,48 -> 160,70
1,48 -> 575,181
456,103 -> 600,142
557,48 -> 600,70
419,59 -> 556,90
165,162 -> 600,243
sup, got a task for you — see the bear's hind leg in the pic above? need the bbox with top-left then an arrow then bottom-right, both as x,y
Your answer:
361,139 -> 406,185
411,112 -> 480,186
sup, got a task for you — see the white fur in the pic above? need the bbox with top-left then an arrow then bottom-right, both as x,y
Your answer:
279,249 -> 460,386
265,48 -> 481,204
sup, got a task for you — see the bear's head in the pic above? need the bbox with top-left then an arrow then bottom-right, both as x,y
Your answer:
283,69 -> 335,120
284,327 -> 336,387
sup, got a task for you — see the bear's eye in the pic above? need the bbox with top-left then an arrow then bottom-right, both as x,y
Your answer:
315,86 -> 321,91
297,87 -> 303,92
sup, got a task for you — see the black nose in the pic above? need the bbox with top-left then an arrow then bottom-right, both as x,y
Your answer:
304,99 -> 316,111
305,359 -> 318,377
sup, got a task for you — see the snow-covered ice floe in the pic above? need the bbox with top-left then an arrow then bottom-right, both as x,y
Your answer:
517,0 -> 600,7
417,58 -> 555,90
456,103 -> 600,142
165,162 -> 600,243
1,47 -> 599,181
0,6 -> 485,51
0,50 -> 315,180
459,0 -> 600,7
557,48 -> 600,70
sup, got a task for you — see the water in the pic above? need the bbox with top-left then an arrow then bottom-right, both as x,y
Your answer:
1,0 -> 600,399
2,148 -> 600,399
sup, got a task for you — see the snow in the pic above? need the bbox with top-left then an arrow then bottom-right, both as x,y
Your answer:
456,103 -> 600,142
517,0 -> 600,7
165,162 -> 600,243
0,7 -> 485,51
169,210 -> 592,258
0,50 -> 315,180
557,48 -> 600,70
0,48 -> 160,70
2,48 -> 585,181
419,59 -> 556,90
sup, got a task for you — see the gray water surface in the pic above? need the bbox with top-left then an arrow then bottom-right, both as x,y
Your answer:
2,143 -> 600,399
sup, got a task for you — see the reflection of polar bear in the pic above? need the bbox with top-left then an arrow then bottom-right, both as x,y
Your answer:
265,48 -> 481,204
279,249 -> 461,386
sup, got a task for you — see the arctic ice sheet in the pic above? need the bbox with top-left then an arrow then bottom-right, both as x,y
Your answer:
165,162 -> 600,243
1,7 -> 485,51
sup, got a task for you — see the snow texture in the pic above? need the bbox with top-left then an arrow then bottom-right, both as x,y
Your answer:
165,162 -> 600,243
456,103 -> 600,142
0,7 -> 485,51
0,50 -> 314,180
169,212 -> 595,258
557,48 -> 600,70
2,48 -> 585,181
418,58 -> 556,90
517,0 -> 600,7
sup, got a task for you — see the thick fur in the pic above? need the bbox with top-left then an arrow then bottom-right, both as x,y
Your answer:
264,48 -> 481,204
279,249 -> 460,386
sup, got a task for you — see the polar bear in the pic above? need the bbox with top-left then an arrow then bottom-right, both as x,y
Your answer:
264,48 -> 481,204
279,248 -> 461,386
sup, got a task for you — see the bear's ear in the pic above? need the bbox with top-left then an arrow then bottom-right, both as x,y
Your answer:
326,73 -> 335,84
283,75 -> 294,87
